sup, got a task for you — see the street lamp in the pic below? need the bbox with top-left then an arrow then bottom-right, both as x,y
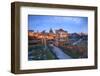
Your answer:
43,35 -> 47,50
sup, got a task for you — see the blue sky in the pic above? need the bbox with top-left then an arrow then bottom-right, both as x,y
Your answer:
28,15 -> 88,33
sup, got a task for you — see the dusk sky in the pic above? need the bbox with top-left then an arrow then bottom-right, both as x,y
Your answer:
28,15 -> 88,33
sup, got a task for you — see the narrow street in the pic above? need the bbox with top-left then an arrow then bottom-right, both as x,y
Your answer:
50,44 -> 72,59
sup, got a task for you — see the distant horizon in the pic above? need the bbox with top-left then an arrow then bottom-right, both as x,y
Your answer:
28,15 -> 88,33
28,29 -> 88,34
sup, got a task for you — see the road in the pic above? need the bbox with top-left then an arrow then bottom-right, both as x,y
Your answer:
50,44 -> 72,59
72,39 -> 82,45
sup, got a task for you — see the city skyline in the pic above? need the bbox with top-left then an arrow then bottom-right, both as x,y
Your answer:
28,15 -> 88,33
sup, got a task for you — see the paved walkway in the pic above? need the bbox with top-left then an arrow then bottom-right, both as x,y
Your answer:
50,44 -> 72,59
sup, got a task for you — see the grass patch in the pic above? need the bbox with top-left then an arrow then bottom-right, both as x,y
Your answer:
28,45 -> 56,60
59,45 -> 87,58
